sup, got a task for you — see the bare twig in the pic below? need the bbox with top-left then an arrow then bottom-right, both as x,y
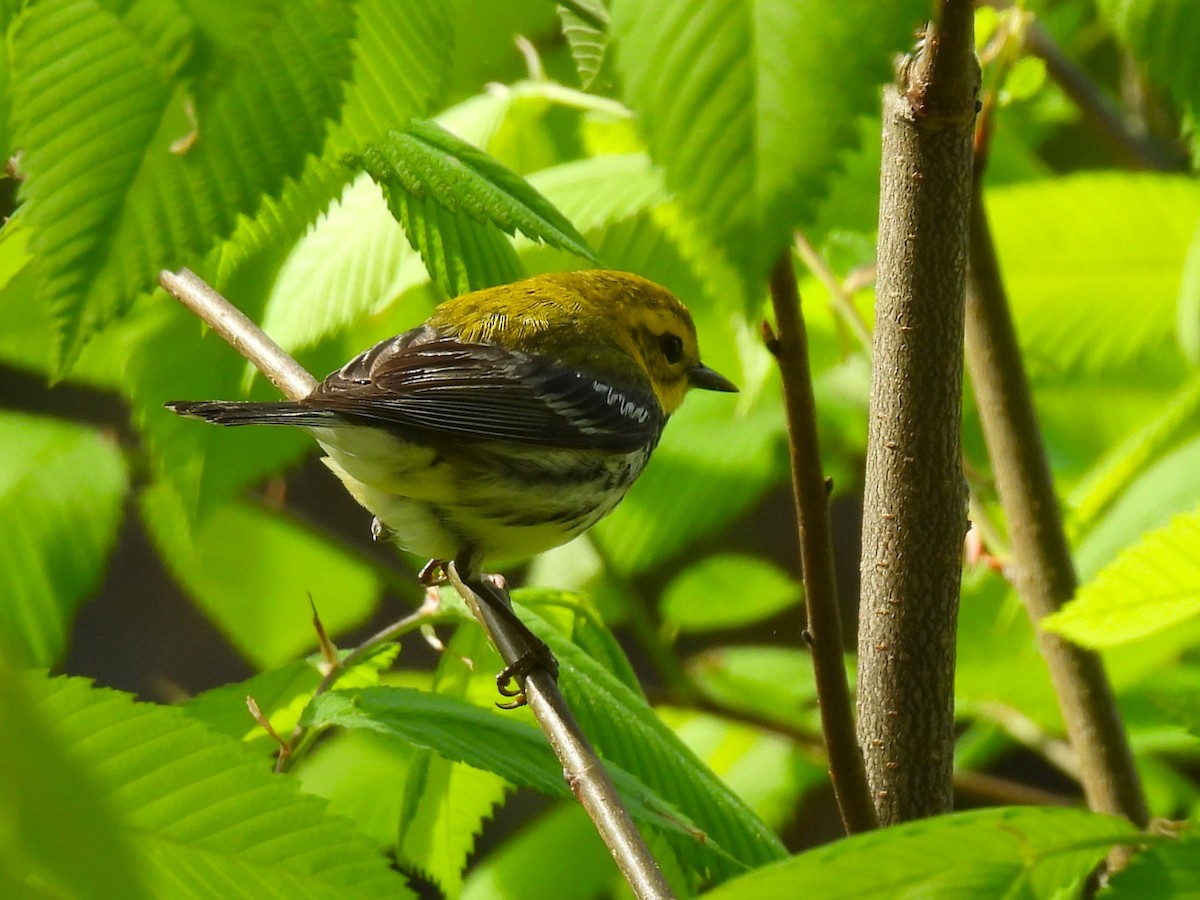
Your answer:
766,252 -> 878,834
446,564 -> 673,900
159,268 -> 317,400
857,1 -> 979,823
159,267 -> 673,899
793,232 -> 873,356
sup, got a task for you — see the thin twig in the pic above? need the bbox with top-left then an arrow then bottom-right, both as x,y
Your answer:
766,251 -> 878,835
793,232 -> 873,356
160,267 -> 672,899
159,268 -> 317,400
276,598 -> 451,773
446,564 -> 674,900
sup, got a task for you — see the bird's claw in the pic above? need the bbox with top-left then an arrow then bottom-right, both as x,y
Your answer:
494,644 -> 559,710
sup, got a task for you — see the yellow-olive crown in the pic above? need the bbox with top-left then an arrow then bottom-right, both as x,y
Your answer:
428,270 -> 730,414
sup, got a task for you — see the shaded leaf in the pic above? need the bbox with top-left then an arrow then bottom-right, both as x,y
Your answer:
141,482 -> 381,669
703,807 -> 1135,900
0,412 -> 126,667
661,554 -> 800,633
0,661 -> 147,899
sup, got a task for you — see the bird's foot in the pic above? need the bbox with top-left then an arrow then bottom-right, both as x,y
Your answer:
494,641 -> 559,709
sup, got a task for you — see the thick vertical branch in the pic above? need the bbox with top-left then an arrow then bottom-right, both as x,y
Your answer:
963,186 -> 1150,830
857,2 -> 979,823
767,253 -> 878,835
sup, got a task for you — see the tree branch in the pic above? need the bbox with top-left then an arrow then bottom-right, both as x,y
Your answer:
158,267 -> 674,900
962,179 -> 1150,832
766,252 -> 878,834
857,1 -> 978,823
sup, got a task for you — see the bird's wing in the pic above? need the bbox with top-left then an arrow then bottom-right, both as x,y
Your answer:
309,331 -> 664,452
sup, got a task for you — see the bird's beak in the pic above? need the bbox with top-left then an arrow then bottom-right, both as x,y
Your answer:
688,363 -> 739,393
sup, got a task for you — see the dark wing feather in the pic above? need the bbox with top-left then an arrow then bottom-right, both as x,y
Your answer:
307,330 -> 664,452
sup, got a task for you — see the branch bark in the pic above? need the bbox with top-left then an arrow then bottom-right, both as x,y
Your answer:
159,268 -> 674,900
856,1 -> 979,823
962,185 -> 1150,832
766,252 -> 878,835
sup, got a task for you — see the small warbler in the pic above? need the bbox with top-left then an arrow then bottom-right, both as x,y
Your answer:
169,271 -> 736,580
170,270 -> 734,696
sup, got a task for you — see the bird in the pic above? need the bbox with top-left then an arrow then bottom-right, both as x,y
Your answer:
168,270 -> 736,694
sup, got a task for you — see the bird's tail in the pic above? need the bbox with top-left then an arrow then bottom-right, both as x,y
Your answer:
166,400 -> 337,427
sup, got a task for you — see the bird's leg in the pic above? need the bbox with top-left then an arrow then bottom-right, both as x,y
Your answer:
448,557 -> 558,709
418,558 -> 448,586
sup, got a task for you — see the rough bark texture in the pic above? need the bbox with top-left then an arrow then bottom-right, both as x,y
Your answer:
857,4 -> 979,824
963,186 -> 1150,830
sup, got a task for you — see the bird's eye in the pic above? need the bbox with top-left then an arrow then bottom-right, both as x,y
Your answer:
658,333 -> 684,364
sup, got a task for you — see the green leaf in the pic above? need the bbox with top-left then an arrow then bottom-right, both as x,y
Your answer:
519,604 -> 787,881
16,672 -> 414,899
1102,830 -> 1200,898
356,118 -> 598,264
661,707 -> 825,833
0,661 -> 148,899
397,626 -> 510,896
686,646 -> 820,735
592,397 -> 786,574
660,554 -> 800,633
1070,372 -> 1200,535
1179,219 -> 1200,364
0,412 -> 127,667
463,804 -> 619,900
390,182 -> 525,296
1098,0 -> 1200,135
302,686 -> 709,847
12,0 -> 355,372
1044,509 -> 1200,648
559,0 -> 610,90
122,303 -> 312,513
1075,435 -> 1200,581
258,173 -> 426,353
609,0 -> 927,287
182,644 -> 400,755
141,482 -> 381,669
986,174 -> 1200,379
702,807 -> 1136,900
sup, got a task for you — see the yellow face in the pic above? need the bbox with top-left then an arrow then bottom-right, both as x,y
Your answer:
431,270 -> 733,414
610,301 -> 702,415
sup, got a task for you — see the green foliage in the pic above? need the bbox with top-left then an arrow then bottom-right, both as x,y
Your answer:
1097,0 -> 1200,149
703,807 -> 1137,899
0,413 -> 127,667
660,554 -> 801,634
609,0 -> 928,288
3,671 -> 415,899
1044,510 -> 1200,648
4,1 -> 1200,895
11,0 -> 356,373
